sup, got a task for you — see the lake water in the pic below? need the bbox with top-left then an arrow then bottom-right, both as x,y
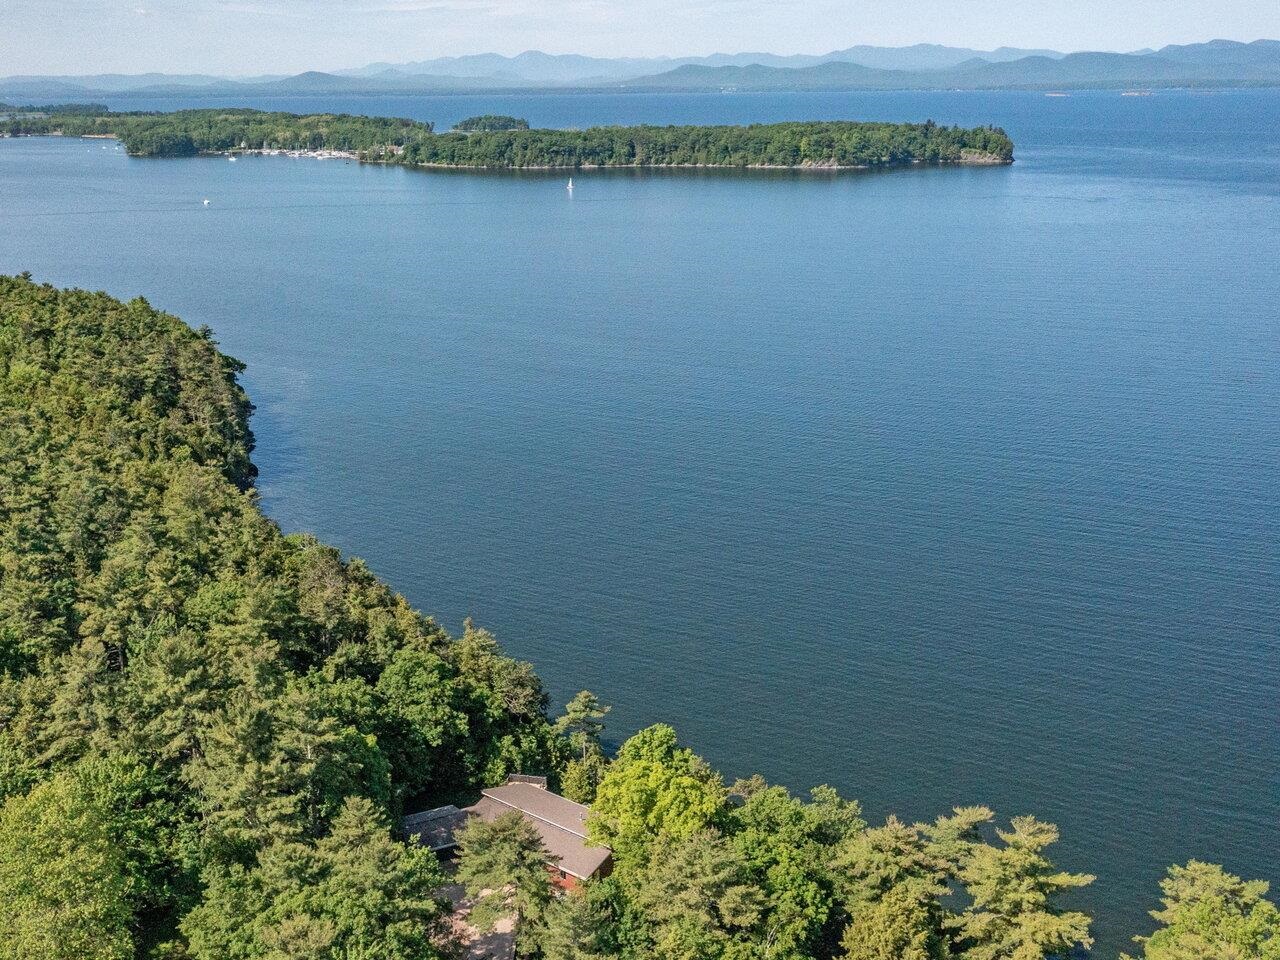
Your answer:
2,90 -> 1277,954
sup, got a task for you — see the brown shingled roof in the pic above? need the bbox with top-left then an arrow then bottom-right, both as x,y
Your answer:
480,782 -> 591,838
402,804 -> 469,851
469,795 -> 611,881
402,780 -> 613,881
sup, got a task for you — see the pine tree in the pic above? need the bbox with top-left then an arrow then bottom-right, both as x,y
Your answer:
561,752 -> 608,805
951,816 -> 1094,960
631,828 -> 764,954
38,638 -> 119,765
540,887 -> 615,960
1123,861 -> 1280,960
555,690 -> 610,760
842,883 -> 945,960
455,810 -> 554,952
184,796 -> 447,960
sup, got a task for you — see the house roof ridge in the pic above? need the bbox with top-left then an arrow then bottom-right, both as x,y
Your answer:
481,788 -> 596,839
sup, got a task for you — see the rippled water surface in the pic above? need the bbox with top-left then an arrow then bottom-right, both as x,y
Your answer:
2,89 -> 1277,953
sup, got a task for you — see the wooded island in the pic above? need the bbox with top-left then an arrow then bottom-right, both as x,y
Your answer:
1,106 -> 1015,169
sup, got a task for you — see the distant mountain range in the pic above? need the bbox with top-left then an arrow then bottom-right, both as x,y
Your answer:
3,40 -> 1279,101
337,44 -> 1066,84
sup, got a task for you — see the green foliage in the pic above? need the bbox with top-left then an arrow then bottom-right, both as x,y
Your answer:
6,107 -> 1014,168
400,119 -> 1015,169
540,886 -> 618,960
0,102 -> 108,116
182,683 -> 389,860
583,728 -> 1095,960
950,816 -> 1094,960
453,115 -> 531,132
1123,861 -> 1280,960
455,810 -> 554,950
587,724 -> 727,874
728,782 -> 864,958
182,796 -> 448,960
0,275 -> 560,954
0,768 -> 133,960
840,884 -> 943,960
561,751 -> 609,804
555,689 -> 610,759
630,828 -> 764,958
2,108 -> 436,156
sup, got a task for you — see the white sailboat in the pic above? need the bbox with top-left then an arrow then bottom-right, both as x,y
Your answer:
567,177 -> 574,192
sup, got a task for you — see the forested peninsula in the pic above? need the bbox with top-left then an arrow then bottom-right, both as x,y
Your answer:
1,273 -> 1277,960
1,106 -> 1015,169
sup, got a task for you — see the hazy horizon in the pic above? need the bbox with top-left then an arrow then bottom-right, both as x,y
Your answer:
4,0 -> 1279,76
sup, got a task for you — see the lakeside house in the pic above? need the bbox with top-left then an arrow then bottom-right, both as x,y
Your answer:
404,776 -> 613,888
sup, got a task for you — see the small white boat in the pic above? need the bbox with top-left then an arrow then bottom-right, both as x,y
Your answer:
567,177 -> 574,191
228,155 -> 237,162
202,198 -> 211,206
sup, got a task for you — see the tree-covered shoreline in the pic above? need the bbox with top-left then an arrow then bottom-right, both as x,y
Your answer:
0,274 -> 1274,960
1,106 -> 1015,169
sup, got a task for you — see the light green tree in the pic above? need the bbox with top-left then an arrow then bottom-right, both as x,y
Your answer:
835,815 -> 944,909
587,725 -> 726,874
951,816 -> 1093,960
842,883 -> 945,960
0,771 -> 133,960
1122,861 -> 1280,960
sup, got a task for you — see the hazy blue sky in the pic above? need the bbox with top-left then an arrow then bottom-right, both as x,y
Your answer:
4,0 -> 1278,75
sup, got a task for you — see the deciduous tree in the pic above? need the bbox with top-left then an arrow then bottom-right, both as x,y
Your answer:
0,771 -> 133,960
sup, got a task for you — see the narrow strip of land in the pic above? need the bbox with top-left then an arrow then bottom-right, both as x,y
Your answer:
1,106 -> 1014,170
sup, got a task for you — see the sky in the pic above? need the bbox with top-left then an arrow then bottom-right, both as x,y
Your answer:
3,0 -> 1279,76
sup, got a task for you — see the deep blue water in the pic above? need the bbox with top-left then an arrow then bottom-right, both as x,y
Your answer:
2,90 -> 1278,954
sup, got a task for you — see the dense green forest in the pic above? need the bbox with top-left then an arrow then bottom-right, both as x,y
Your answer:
1,274 -> 1275,960
452,115 -> 531,132
0,108 -> 437,157
400,119 -> 1013,168
2,106 -> 1014,167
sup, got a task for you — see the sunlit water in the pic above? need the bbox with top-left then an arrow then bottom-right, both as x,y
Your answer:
2,89 -> 1277,954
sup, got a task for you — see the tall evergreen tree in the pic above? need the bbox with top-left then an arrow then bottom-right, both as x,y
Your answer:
841,884 -> 945,960
455,810 -> 555,952
555,690 -> 610,760
1123,861 -> 1280,960
631,828 -> 765,958
951,816 -> 1093,960
540,887 -> 616,960
183,796 -> 447,960
561,751 -> 609,805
